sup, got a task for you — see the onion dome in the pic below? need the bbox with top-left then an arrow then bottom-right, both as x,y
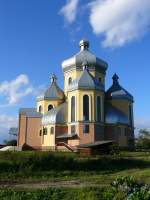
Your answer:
42,103 -> 67,125
105,103 -> 129,125
105,74 -> 133,102
37,74 -> 64,101
62,39 -> 108,74
67,64 -> 104,92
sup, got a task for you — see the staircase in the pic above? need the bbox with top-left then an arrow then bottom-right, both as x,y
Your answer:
56,142 -> 77,152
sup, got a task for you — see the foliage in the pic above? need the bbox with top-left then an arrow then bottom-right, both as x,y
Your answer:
136,129 -> 150,149
108,144 -> 120,156
0,187 -> 103,200
111,176 -> 150,200
3,139 -> 17,146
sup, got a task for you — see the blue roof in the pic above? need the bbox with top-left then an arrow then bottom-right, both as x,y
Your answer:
62,39 -> 108,74
105,103 -> 129,125
42,102 -> 67,125
37,75 -> 64,101
19,108 -> 42,118
67,68 -> 104,92
106,74 -> 134,102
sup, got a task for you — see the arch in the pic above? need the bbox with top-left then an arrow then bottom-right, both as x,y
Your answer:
39,105 -> 42,113
83,95 -> 89,121
48,104 -> 53,111
96,96 -> 101,122
71,96 -> 75,122
50,127 -> 54,134
68,77 -> 72,85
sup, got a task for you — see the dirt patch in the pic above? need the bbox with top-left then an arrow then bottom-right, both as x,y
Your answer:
0,180 -> 102,189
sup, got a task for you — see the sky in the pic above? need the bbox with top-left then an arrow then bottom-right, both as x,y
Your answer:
0,0 -> 150,142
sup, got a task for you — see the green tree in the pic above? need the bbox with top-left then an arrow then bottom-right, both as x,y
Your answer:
136,129 -> 150,149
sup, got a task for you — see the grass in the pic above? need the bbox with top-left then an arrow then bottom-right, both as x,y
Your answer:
0,187 -> 106,200
0,151 -> 149,184
0,151 -> 149,199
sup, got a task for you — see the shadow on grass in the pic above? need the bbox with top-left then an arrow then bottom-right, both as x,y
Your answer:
0,151 -> 149,176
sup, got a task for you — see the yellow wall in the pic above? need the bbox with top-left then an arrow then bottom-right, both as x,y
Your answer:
67,89 -> 104,123
37,99 -> 64,114
42,125 -> 55,147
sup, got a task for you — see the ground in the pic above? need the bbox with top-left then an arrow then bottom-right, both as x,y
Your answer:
0,151 -> 149,199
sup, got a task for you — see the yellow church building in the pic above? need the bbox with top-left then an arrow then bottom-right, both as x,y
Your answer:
18,39 -> 134,151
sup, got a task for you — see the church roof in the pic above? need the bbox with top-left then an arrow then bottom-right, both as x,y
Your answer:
106,74 -> 134,102
67,66 -> 104,92
42,102 -> 67,125
19,108 -> 42,118
37,74 -> 64,101
105,103 -> 129,125
62,39 -> 108,74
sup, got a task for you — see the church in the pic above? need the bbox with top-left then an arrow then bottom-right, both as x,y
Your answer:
18,39 -> 134,151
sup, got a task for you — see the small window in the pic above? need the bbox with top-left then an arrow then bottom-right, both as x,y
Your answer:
50,127 -> 54,134
99,77 -> 102,83
68,77 -> 72,85
39,130 -> 42,136
39,105 -> 42,113
118,127 -> 121,136
71,125 -> 76,133
83,124 -> 89,134
43,128 -> 47,135
48,104 -> 53,111
83,95 -> 89,121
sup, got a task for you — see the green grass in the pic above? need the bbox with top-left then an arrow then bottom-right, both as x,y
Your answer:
0,187 -> 106,200
0,151 -> 149,199
0,151 -> 150,185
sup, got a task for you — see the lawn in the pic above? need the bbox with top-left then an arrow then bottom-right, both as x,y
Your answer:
0,151 -> 149,199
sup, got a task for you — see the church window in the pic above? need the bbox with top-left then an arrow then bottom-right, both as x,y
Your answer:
48,104 -> 53,111
43,128 -> 47,135
99,77 -> 102,83
83,124 -> 89,134
68,77 -> 72,85
50,127 -> 54,134
39,129 -> 42,136
129,105 -> 133,126
83,95 -> 89,121
71,125 -> 76,133
39,105 -> 42,113
71,96 -> 75,122
96,96 -> 101,122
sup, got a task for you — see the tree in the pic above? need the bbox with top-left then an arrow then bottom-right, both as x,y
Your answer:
136,129 -> 150,149
4,139 -> 17,146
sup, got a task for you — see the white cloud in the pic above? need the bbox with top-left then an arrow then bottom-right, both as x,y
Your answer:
60,0 -> 79,24
0,74 -> 33,106
88,0 -> 150,48
0,115 -> 18,143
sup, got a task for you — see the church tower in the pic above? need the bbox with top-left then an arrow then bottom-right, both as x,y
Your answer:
62,39 -> 108,145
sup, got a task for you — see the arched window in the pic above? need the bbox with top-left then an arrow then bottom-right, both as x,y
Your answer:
43,128 -> 47,135
39,105 -> 42,113
68,77 -> 72,85
71,96 -> 75,122
83,95 -> 89,121
99,77 -> 102,83
39,129 -> 42,136
129,105 -> 133,126
50,127 -> 54,134
48,104 -> 53,111
96,96 -> 101,122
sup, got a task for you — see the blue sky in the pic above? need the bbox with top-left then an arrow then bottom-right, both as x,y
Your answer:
0,0 -> 150,142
